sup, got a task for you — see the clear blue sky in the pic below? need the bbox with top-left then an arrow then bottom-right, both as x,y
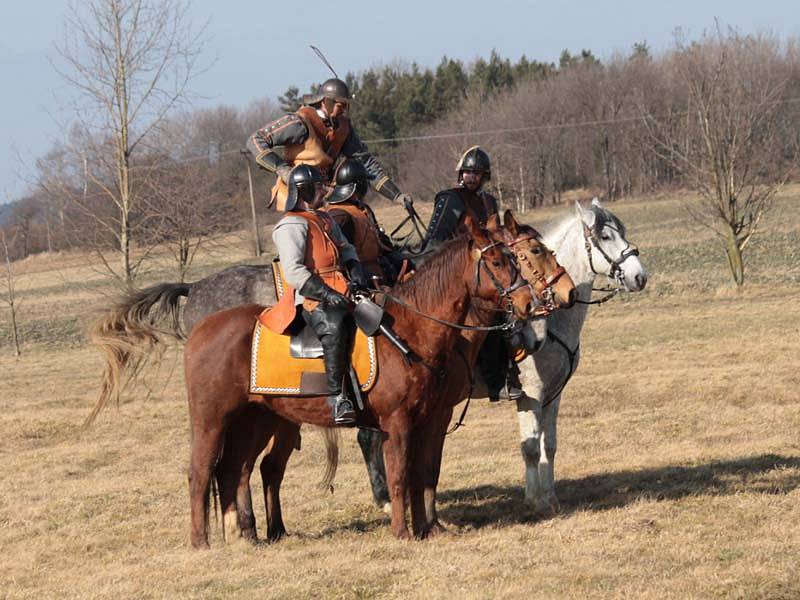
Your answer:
1,0 -> 797,202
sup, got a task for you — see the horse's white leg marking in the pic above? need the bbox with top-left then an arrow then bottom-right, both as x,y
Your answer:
516,393 -> 543,505
538,395 -> 560,513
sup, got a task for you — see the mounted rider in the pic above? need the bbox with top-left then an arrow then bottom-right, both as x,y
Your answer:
261,164 -> 370,426
421,145 -> 498,249
324,158 -> 409,286
422,146 -> 522,403
247,78 -> 413,211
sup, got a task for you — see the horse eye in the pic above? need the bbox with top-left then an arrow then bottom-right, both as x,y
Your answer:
492,260 -> 502,268
532,247 -> 542,255
601,233 -> 612,241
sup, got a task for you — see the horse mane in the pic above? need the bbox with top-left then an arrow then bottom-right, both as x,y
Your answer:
395,234 -> 470,310
516,222 -> 542,239
590,205 -> 626,237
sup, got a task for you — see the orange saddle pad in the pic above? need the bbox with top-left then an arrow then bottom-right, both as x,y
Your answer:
249,322 -> 378,396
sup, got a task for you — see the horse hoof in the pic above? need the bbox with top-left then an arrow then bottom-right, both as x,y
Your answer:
425,521 -> 447,538
546,496 -> 561,514
381,502 -> 392,515
191,537 -> 210,549
267,528 -> 287,543
394,528 -> 412,540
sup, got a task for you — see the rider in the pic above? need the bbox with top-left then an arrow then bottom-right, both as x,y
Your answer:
247,77 -> 413,211
266,164 -> 371,426
421,145 -> 498,249
422,146 -> 522,403
324,158 -> 409,286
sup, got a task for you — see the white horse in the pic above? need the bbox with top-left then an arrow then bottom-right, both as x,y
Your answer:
516,198 -> 649,514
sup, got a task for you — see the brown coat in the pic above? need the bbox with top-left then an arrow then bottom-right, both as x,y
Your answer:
324,203 -> 384,277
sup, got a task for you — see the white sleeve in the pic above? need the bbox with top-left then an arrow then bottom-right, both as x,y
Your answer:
272,218 -> 313,291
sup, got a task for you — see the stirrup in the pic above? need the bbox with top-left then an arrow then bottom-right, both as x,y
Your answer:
331,394 -> 356,427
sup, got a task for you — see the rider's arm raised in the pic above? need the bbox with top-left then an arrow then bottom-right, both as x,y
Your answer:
247,114 -> 309,182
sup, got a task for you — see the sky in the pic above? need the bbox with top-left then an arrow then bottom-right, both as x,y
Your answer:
0,0 -> 798,202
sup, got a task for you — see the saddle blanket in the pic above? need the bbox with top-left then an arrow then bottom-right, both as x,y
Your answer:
250,322 -> 378,396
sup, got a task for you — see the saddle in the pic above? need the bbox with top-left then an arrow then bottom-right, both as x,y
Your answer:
249,321 -> 377,396
249,259 -> 378,396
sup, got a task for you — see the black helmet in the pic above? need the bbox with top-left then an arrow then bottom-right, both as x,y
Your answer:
306,78 -> 351,105
328,159 -> 369,204
285,164 -> 323,212
456,145 -> 491,182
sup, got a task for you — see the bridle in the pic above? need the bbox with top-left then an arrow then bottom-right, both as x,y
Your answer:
579,219 -> 640,304
382,237 -> 531,333
473,240 -> 530,318
507,233 -> 568,317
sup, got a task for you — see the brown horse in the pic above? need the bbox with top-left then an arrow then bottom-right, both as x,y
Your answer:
188,212 -> 576,546
414,212 -> 577,534
184,215 -> 536,547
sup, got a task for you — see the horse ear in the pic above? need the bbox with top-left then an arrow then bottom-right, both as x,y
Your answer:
486,213 -> 500,233
463,213 -> 480,238
591,196 -> 602,208
575,200 -> 595,228
503,210 -> 519,235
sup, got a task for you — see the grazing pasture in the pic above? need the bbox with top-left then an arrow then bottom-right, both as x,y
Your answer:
1,191 -> 798,599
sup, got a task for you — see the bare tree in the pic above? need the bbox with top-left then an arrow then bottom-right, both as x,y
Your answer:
55,0 -> 206,288
142,161 -> 237,281
646,31 -> 798,287
1,229 -> 21,357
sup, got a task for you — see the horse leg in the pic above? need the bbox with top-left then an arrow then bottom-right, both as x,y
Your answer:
357,428 -> 390,512
215,407 -> 268,543
516,393 -> 546,512
538,396 -> 561,514
381,414 -> 412,540
422,407 -> 452,537
260,417 -> 299,543
188,424 -> 224,549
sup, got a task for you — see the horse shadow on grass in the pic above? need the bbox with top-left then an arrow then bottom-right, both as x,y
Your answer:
435,453 -> 800,529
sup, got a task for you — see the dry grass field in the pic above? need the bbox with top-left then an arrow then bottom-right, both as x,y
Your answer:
1,190 -> 799,599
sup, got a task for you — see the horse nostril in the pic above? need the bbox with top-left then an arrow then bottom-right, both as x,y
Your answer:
525,302 -> 533,315
635,273 -> 647,290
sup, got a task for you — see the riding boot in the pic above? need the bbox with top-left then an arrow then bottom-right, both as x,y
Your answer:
477,331 -> 509,402
304,306 -> 357,426
505,357 -> 524,401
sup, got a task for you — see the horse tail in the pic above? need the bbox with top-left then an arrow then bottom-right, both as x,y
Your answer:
85,282 -> 191,426
319,427 -> 340,492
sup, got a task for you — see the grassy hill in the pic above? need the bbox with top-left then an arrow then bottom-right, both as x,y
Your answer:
1,190 -> 798,599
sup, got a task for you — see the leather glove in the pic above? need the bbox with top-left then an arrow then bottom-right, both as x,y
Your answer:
397,192 -> 414,212
299,275 -> 350,309
346,260 -> 371,291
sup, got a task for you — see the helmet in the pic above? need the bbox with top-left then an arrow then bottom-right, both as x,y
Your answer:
456,145 -> 491,182
328,159 -> 369,204
306,78 -> 351,106
285,164 -> 323,212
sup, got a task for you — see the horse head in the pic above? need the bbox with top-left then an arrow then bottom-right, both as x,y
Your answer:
576,199 -> 648,291
462,214 -> 535,321
487,211 -> 577,315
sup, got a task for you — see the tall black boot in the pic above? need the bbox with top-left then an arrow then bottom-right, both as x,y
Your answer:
505,357 -> 524,401
477,331 -> 509,402
304,306 -> 356,426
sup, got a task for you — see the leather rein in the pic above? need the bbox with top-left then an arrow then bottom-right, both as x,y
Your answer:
382,240 -> 528,333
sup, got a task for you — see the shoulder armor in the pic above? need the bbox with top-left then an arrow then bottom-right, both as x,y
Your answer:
260,113 -> 307,147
